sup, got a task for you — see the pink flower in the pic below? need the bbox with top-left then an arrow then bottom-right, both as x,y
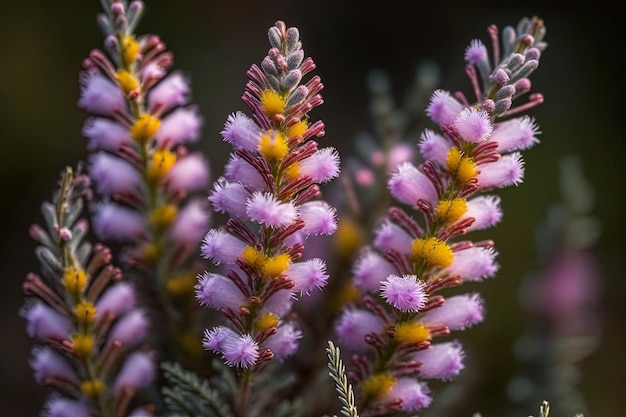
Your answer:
426,90 -> 463,126
220,111 -> 261,151
421,293 -> 485,330
380,274 -> 428,313
246,192 -> 298,227
454,107 -> 493,143
413,341 -> 465,380
388,162 -> 438,207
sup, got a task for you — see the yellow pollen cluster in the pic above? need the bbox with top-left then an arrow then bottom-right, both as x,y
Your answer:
446,147 -> 477,185
395,322 -> 431,344
411,237 -> 454,269
260,90 -> 286,116
166,275 -> 196,297
362,373 -> 396,398
141,242 -> 161,263
121,36 -> 141,66
116,69 -> 139,94
130,114 -> 161,143
262,253 -> 291,278
147,149 -> 177,183
287,120 -> 308,140
149,204 -> 178,230
435,198 -> 468,224
284,163 -> 300,180
333,217 -> 363,260
81,379 -> 105,398
74,301 -> 97,326
63,266 -> 87,295
242,246 -> 266,268
259,130 -> 289,161
72,334 -> 94,358
255,313 -> 279,331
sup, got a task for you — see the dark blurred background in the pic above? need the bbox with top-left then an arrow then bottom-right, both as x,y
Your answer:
1,1 -> 623,416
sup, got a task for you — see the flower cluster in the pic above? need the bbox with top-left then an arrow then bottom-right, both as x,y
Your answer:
22,167 -> 155,417
197,20 -> 339,371
77,0 -> 210,360
334,16 -> 547,414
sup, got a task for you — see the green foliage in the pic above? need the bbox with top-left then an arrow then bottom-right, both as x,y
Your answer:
326,341 -> 359,417
161,361 -> 233,417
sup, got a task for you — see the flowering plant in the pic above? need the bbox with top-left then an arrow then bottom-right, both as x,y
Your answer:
20,1 -> 575,417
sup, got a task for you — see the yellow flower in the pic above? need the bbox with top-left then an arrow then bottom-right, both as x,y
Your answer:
260,90 -> 286,116
130,114 -> 161,143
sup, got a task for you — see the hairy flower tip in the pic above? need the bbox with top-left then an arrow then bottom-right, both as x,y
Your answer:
204,326 -> 259,368
209,178 -> 251,220
465,195 -> 502,231
92,203 -> 145,241
201,229 -> 247,264
109,309 -> 149,347
388,162 -> 439,207
170,198 -> 210,246
90,152 -> 141,195
31,346 -> 78,385
224,155 -> 265,191
492,116 -> 541,152
155,106 -> 203,147
413,341 -> 465,380
299,147 -> 341,183
112,351 -> 155,395
263,322 -> 302,360
44,397 -> 90,417
426,89 -> 463,126
449,246 -> 499,282
464,39 -> 488,65
353,250 -> 396,293
454,107 -> 493,143
374,219 -> 414,255
82,118 -> 132,152
381,377 -> 432,412
335,309 -> 385,351
195,271 -> 245,311
247,192 -> 298,227
95,282 -> 136,319
78,73 -> 125,116
477,152 -> 525,189
380,274 -> 428,313
148,72 -> 190,113
298,201 -> 337,235
221,111 -> 261,151
165,152 -> 210,193
23,301 -> 71,340
286,258 -> 328,295
419,129 -> 452,166
421,293 -> 485,330
263,288 -> 295,317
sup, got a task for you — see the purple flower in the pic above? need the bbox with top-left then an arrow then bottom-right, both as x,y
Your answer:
44,398 -> 90,417
413,341 -> 465,380
246,192 -> 298,227
380,274 -> 428,313
155,106 -> 203,147
335,309 -> 385,351
113,351 -> 156,395
492,115 -> 541,152
78,72 -> 125,116
263,323 -> 302,360
420,293 -> 485,330
209,178 -> 251,220
298,147 -> 341,183
109,310 -> 149,347
353,250 -> 396,293
454,107 -> 493,143
203,326 -> 259,368
30,346 -> 78,385
382,377 -> 432,412
147,72 -> 190,113
23,302 -> 71,340
464,39 -> 488,65
388,162 -> 439,207
419,129 -> 452,166
165,153 -> 210,193
89,152 -> 141,195
92,203 -> 146,241
95,282 -> 136,319
224,155 -> 265,191
195,272 -> 245,311
286,258 -> 329,295
446,246 -> 499,282
82,118 -> 132,152
373,219 -> 413,255
170,198 -> 210,246
477,152 -> 525,189
465,195 -> 503,231
201,229 -> 247,264
220,111 -> 261,151
298,201 -> 337,236
426,89 -> 463,126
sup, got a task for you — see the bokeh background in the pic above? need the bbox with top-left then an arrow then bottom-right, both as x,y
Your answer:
1,0 -> 623,416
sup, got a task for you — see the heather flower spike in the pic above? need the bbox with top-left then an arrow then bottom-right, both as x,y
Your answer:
78,0 -> 210,361
22,166 -> 155,417
197,20 -> 337,413
335,17 -> 547,414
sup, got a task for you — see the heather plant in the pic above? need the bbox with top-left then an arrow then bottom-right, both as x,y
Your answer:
20,1 -> 586,416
